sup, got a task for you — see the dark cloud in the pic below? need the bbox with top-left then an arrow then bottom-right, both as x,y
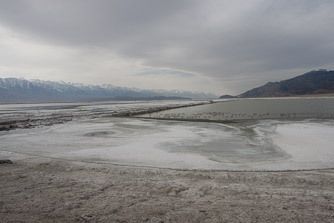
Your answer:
0,0 -> 333,94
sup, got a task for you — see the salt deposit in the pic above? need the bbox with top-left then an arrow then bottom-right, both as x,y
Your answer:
1,117 -> 333,171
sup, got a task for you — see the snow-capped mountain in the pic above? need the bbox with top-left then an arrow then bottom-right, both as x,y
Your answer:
0,78 -> 216,103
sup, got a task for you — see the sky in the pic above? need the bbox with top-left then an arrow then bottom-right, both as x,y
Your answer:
0,0 -> 333,95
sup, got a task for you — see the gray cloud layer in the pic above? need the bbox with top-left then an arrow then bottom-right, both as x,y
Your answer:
0,0 -> 333,94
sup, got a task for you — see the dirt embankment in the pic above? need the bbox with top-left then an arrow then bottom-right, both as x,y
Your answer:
1,159 -> 333,222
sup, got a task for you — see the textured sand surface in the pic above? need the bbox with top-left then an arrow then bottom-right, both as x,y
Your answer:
1,158 -> 334,223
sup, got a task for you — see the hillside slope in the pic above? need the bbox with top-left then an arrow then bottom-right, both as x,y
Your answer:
239,70 -> 334,98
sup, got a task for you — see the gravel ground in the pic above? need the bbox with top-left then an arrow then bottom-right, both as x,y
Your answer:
1,158 -> 333,223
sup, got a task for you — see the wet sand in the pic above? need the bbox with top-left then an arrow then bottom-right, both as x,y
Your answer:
1,157 -> 334,223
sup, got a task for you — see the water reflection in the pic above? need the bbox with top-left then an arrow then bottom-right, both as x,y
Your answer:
140,98 -> 334,121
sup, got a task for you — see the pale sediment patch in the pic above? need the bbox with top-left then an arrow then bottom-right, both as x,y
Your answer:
1,117 -> 333,171
272,122 -> 334,163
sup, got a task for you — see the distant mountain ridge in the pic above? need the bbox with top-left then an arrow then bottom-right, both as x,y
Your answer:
238,70 -> 334,98
0,78 -> 216,103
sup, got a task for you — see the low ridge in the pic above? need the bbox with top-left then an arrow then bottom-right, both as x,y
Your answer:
238,69 -> 334,98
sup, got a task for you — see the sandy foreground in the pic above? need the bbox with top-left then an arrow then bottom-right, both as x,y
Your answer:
1,156 -> 334,223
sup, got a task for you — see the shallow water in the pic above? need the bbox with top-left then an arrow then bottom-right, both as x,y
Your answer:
139,97 -> 334,121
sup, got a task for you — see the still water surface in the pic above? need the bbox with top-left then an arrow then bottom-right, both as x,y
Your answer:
140,97 -> 334,121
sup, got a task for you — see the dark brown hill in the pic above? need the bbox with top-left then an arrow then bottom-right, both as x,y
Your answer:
239,70 -> 334,98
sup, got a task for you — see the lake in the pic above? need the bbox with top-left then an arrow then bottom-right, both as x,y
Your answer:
139,97 -> 334,121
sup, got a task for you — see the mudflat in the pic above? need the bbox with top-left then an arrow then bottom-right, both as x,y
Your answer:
1,158 -> 333,223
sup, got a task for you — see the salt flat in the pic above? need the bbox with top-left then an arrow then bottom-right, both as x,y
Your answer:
1,117 -> 333,171
1,99 -> 334,222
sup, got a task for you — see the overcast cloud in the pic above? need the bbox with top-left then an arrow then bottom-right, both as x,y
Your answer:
0,0 -> 333,95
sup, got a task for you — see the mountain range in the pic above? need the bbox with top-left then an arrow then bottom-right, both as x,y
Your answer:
2,69 -> 333,103
221,69 -> 334,98
0,78 -> 216,103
